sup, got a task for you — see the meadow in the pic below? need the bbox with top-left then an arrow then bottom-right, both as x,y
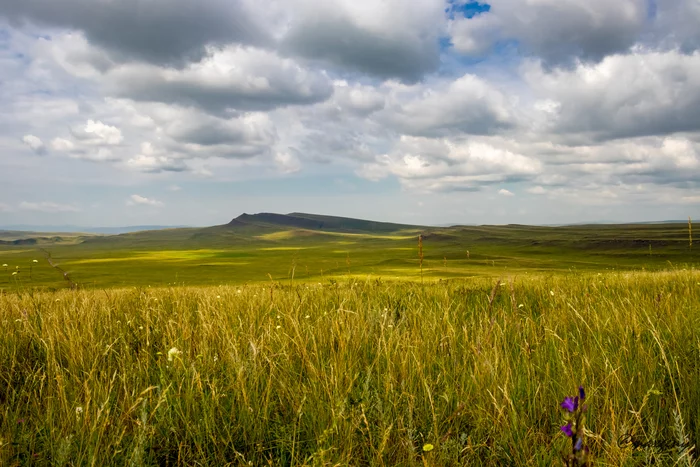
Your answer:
1,215 -> 699,289
1,216 -> 699,465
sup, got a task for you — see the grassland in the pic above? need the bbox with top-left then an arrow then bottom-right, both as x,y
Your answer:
1,215 -> 699,465
1,272 -> 699,465
1,215 -> 699,290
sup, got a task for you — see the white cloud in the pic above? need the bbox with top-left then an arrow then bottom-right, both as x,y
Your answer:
498,188 -> 514,196
527,136 -> 700,188
50,138 -> 75,152
127,194 -> 163,207
525,50 -> 700,141
168,184 -> 182,191
51,134 -> 121,162
274,151 -> 301,174
449,0 -> 647,65
359,136 -> 541,192
106,45 -> 333,113
22,134 -> 46,154
126,144 -> 187,173
18,201 -> 80,212
380,74 -> 515,136
330,81 -> 385,116
72,119 -> 123,145
279,0 -> 446,81
0,0 -> 268,66
35,32 -> 113,79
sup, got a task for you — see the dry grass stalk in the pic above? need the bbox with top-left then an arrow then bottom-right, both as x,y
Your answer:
418,234 -> 424,283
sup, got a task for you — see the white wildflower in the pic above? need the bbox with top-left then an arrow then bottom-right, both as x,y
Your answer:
167,347 -> 182,361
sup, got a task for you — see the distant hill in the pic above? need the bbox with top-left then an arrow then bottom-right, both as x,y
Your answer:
228,212 -> 423,233
0,225 -> 189,235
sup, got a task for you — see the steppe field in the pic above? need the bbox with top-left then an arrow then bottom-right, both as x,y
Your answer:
1,214 -> 699,466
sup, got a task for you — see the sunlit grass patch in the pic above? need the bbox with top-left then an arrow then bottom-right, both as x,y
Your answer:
67,249 -> 228,265
258,246 -> 315,251
256,229 -> 314,240
0,249 -> 34,256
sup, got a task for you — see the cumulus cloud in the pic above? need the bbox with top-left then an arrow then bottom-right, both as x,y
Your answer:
18,201 -> 80,212
22,134 -> 46,154
380,74 -> 515,136
72,119 -> 124,145
106,46 -> 333,113
525,50 -> 700,141
279,0 -> 445,82
4,0 -> 448,82
49,120 -> 124,162
498,188 -> 514,196
126,143 -> 187,173
449,0 -> 648,65
515,136 -> 700,198
159,109 -> 277,158
330,81 -> 386,116
35,32 -> 114,79
127,194 -> 163,207
0,0 -> 268,66
359,136 -> 541,192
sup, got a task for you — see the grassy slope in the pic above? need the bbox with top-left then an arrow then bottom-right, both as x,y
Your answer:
0,217 -> 698,290
1,272 -> 698,465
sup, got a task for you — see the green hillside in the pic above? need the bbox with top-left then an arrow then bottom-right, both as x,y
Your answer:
0,213 -> 698,290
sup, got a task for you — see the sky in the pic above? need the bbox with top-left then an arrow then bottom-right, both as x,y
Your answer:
1,0 -> 700,228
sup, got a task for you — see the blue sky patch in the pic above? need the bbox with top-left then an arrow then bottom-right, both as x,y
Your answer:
445,1 -> 491,20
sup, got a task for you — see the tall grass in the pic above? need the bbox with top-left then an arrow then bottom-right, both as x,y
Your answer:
1,271 -> 699,466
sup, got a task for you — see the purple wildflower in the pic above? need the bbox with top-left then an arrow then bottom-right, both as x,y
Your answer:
579,386 -> 586,401
574,437 -> 583,451
561,423 -> 574,437
561,397 -> 576,412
